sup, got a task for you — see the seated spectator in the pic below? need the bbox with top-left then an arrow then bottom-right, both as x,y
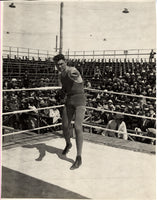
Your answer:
3,80 -> 9,89
18,79 -> 23,88
28,100 -> 38,114
49,107 -> 61,124
93,66 -> 102,79
107,99 -> 115,121
85,80 -> 92,88
10,78 -> 18,89
146,128 -> 156,145
23,71 -> 29,88
102,114 -> 128,140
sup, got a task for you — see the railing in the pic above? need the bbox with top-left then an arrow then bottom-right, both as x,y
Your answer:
2,46 -> 156,61
3,46 -> 56,61
64,49 -> 156,61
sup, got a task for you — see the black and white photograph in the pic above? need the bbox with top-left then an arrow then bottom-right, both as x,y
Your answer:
1,0 -> 156,199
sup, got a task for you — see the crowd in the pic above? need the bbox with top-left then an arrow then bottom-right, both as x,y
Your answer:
3,57 -> 156,144
84,91 -> 155,143
81,61 -> 156,97
3,77 -> 62,132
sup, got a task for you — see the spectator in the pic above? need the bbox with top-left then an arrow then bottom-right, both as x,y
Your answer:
85,80 -> 92,88
23,71 -> 29,88
102,114 -> 128,140
94,66 -> 101,79
149,49 -> 156,62
49,107 -> 61,124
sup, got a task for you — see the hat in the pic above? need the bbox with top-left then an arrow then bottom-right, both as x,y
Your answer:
135,127 -> 142,134
146,85 -> 151,89
142,91 -> 147,95
115,105 -> 121,109
108,99 -> 113,103
135,106 -> 140,110
11,78 -> 17,82
128,105 -> 132,109
133,102 -> 138,106
40,100 -> 45,105
121,105 -> 126,108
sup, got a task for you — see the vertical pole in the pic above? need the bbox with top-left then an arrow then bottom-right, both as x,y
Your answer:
137,49 -> 139,60
17,47 -> 19,59
103,50 -> 105,59
28,48 -> 29,59
93,50 -> 95,59
68,49 -> 70,59
9,46 -> 11,58
38,49 -> 39,60
59,2 -> 63,54
83,51 -> 85,59
56,35 -> 58,52
114,50 -> 116,59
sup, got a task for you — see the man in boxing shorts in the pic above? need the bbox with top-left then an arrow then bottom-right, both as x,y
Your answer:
53,54 -> 86,170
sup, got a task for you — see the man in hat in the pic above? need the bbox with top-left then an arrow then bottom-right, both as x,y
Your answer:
53,54 -> 86,170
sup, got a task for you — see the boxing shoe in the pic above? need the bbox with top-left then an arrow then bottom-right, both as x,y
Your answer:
70,156 -> 82,170
62,142 -> 72,155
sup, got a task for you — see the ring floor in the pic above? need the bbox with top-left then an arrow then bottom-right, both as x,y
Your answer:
2,133 -> 156,199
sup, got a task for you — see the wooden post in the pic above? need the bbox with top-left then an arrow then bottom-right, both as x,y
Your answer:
67,49 -> 70,59
28,48 -> 29,59
103,50 -> 105,59
59,2 -> 63,54
17,47 -> 19,58
9,46 -> 11,58
83,51 -> 85,59
56,35 -> 58,52
93,50 -> 95,59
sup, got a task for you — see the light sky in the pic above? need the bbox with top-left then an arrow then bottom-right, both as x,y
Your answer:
2,0 -> 156,52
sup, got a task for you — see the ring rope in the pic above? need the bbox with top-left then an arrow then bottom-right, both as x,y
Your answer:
85,88 -> 156,100
86,106 -> 156,120
2,105 -> 64,116
2,87 -> 156,142
2,122 -> 155,141
3,105 -> 155,120
3,86 -> 61,92
82,123 -> 156,141
3,86 -> 156,100
2,123 -> 62,137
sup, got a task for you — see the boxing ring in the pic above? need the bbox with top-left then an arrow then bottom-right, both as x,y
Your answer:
2,86 -> 156,199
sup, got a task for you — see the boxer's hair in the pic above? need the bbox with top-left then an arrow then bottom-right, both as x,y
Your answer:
53,54 -> 65,62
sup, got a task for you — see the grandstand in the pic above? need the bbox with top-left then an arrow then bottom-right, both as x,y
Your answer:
3,46 -> 156,88
2,46 -> 156,144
